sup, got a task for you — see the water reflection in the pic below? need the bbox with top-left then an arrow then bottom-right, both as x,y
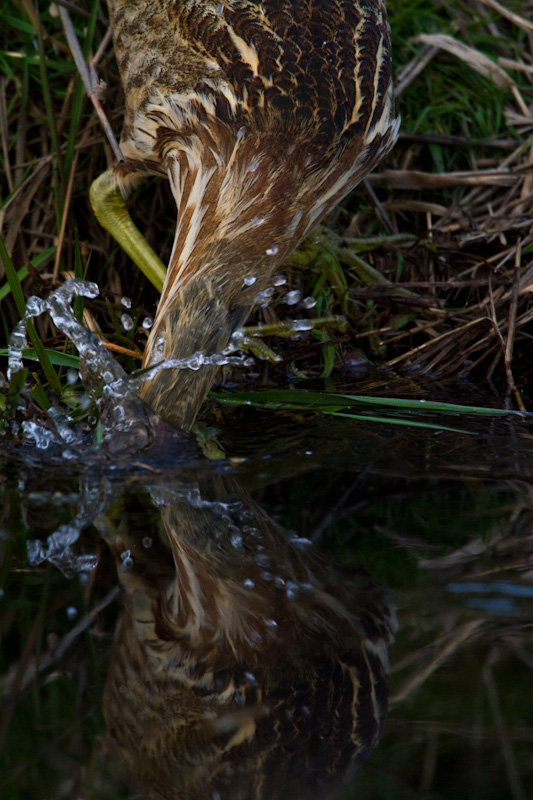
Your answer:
101,472 -> 396,800
2,395 -> 533,799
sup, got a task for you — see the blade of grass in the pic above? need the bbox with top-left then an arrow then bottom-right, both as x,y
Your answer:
23,0 -> 64,197
0,348 -> 80,368
0,246 -> 56,302
30,374 -> 52,411
63,0 -> 101,179
0,235 -> 62,396
211,389 -> 531,418
6,367 -> 28,416
330,411 -> 475,434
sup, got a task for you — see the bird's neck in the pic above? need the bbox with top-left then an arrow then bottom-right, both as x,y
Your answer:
140,139 -> 305,429
139,120 -> 395,429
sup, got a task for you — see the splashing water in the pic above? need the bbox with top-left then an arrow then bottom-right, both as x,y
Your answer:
7,280 -> 256,454
26,472 -> 112,577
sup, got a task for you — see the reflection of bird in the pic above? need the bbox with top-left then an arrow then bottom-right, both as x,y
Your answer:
103,476 -> 396,800
91,0 -> 398,429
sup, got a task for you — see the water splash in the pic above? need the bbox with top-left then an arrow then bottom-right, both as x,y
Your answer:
8,280 -> 156,453
8,280 -> 256,454
26,472 -> 112,577
8,280 -> 318,455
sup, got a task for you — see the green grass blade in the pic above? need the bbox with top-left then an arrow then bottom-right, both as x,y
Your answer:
211,389 -> 531,419
0,236 -> 62,396
328,411 -> 474,435
0,236 -> 27,318
0,348 -> 80,368
0,247 -> 56,303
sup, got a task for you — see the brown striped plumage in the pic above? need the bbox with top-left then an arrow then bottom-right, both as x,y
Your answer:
103,476 -> 396,800
93,0 -> 398,428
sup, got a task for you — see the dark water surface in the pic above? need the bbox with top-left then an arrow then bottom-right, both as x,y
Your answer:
1,379 -> 533,800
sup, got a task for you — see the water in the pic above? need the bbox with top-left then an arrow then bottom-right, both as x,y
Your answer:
1,286 -> 533,799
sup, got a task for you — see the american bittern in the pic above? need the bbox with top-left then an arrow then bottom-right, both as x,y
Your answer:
103,474 -> 396,799
90,0 -> 398,429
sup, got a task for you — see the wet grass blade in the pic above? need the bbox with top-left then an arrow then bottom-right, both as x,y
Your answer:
0,348 -> 80,368
330,411 -> 475,435
211,388 -> 532,423
0,236 -> 62,396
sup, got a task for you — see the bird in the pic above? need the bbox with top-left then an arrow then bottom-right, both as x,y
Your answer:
90,0 -> 398,430
102,473 -> 397,800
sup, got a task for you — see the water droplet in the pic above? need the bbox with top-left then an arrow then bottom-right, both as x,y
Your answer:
237,125 -> 246,139
7,322 -> 27,378
185,353 -> 206,370
66,605 -> 78,620
243,357 -> 255,366
251,214 -> 265,227
66,368 -> 79,385
266,244 -> 279,256
248,157 -> 260,173
244,672 -> 258,687
261,571 -> 272,581
142,316 -> 153,329
284,290 -> 301,306
272,274 -> 286,286
142,537 -> 153,548
243,578 -> 255,590
265,618 -> 277,628
26,296 -> 47,316
302,296 -> 317,309
289,536 -> 312,550
290,320 -> 313,332
120,550 -> 131,561
121,313 -> 133,331
273,576 -> 285,588
121,296 -> 132,308
250,630 -> 263,645
305,450 -> 313,455
286,581 -> 299,601
22,421 -> 55,450
231,533 -> 243,549
254,288 -> 275,307
244,275 -> 257,286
